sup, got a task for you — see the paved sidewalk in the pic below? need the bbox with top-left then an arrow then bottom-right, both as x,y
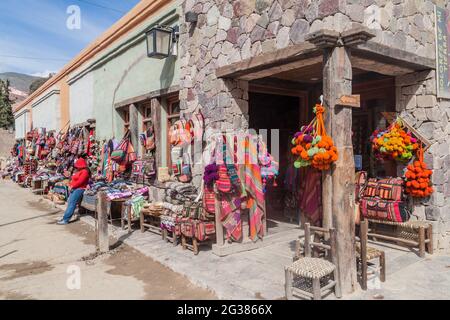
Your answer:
3,180 -> 450,300
0,180 -> 215,300
78,206 -> 450,300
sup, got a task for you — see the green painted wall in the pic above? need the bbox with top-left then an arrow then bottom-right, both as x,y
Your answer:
69,1 -> 181,141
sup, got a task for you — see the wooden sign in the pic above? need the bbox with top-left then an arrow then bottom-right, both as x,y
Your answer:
336,94 -> 360,108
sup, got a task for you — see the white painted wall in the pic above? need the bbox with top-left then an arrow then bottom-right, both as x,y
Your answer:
69,72 -> 94,125
14,112 -> 27,139
32,91 -> 60,131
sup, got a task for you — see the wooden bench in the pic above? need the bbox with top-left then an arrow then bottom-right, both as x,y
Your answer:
139,211 -> 162,236
365,218 -> 433,257
181,234 -> 214,256
162,229 -> 179,246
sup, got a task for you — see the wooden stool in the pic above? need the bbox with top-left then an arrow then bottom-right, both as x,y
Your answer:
140,212 -> 162,235
285,223 -> 341,300
357,220 -> 386,290
162,229 -> 179,246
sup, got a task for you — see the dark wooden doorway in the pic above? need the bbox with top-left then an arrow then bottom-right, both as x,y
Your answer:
249,90 -> 306,223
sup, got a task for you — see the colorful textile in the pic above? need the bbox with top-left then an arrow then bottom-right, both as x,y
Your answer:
220,194 -> 242,241
243,135 -> 265,241
130,195 -> 145,219
360,198 -> 409,223
300,169 -> 322,226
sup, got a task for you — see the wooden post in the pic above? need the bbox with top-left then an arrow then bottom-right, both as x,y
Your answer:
322,45 -> 357,294
129,103 -> 139,157
214,186 -> 224,246
360,221 -> 368,290
151,98 -> 162,169
96,192 -> 109,253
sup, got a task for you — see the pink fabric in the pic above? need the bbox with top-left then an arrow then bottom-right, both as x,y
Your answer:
300,169 -> 322,226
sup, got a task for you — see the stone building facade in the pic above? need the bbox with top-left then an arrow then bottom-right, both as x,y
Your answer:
177,0 -> 450,249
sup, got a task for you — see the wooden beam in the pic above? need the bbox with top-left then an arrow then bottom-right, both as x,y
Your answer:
351,56 -> 415,76
350,41 -> 435,72
240,56 -> 322,81
323,46 -> 357,295
215,42 -> 320,79
115,85 -> 180,109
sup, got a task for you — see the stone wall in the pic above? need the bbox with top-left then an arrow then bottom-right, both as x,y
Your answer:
178,0 -> 444,171
178,1 -> 450,247
396,70 -> 450,250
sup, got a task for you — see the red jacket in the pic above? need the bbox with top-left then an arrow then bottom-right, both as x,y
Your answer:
70,158 -> 90,189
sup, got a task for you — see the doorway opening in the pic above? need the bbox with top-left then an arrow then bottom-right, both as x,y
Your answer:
249,87 -> 309,230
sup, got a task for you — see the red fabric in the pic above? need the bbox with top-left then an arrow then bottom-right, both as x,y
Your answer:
74,158 -> 87,169
71,158 -> 89,189
70,169 -> 89,189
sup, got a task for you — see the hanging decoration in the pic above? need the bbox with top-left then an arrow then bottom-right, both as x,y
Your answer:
370,119 -> 418,162
405,143 -> 433,198
291,103 -> 338,170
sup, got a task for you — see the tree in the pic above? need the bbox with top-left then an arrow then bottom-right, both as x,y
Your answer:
0,79 -> 14,130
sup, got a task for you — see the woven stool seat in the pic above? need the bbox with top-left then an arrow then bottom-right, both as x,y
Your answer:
356,243 -> 383,260
287,257 -> 336,279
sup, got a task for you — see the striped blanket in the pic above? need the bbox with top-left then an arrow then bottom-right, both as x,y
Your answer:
243,135 -> 265,241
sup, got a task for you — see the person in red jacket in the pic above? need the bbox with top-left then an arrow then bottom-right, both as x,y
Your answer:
57,158 -> 90,225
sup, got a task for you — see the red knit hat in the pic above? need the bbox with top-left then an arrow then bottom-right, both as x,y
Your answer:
74,158 -> 87,169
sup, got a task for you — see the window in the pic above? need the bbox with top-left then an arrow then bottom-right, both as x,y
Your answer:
122,108 -> 130,132
166,96 -> 180,170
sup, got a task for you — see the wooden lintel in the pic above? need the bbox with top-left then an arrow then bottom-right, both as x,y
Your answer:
351,41 -> 435,72
351,56 -> 415,76
215,42 -> 320,79
239,56 -> 322,81
336,94 -> 360,108
114,85 -> 180,109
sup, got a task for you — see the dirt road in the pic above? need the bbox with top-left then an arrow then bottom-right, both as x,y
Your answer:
0,180 -> 215,300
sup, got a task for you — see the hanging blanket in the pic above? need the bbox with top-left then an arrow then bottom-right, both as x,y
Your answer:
300,168 -> 322,226
219,194 -> 242,241
243,135 -> 265,241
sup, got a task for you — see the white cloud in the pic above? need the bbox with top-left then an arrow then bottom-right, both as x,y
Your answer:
30,70 -> 57,78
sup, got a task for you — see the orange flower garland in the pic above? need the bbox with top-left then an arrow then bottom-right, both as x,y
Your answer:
311,105 -> 338,170
405,143 -> 433,198
291,104 -> 338,170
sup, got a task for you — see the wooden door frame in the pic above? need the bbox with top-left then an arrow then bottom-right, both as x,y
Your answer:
248,83 -> 309,125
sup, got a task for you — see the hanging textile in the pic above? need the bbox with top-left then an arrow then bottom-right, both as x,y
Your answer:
300,168 -> 322,226
243,135 -> 265,241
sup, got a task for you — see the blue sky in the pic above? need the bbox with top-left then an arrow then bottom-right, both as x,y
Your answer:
0,0 -> 140,76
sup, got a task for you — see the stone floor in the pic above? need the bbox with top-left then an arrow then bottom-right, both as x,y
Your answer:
75,211 -> 450,300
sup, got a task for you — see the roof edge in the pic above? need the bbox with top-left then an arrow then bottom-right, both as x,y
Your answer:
13,0 -> 170,114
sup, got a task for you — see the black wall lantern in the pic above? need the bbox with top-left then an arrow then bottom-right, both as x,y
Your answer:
146,25 -> 179,59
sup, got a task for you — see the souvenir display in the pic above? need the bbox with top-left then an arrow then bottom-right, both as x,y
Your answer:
405,144 -> 433,198
291,104 -> 338,170
370,119 -> 418,162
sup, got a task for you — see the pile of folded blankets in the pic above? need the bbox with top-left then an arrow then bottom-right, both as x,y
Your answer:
164,182 -> 198,205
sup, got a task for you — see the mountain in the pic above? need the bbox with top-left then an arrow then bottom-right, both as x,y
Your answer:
0,72 -> 44,94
